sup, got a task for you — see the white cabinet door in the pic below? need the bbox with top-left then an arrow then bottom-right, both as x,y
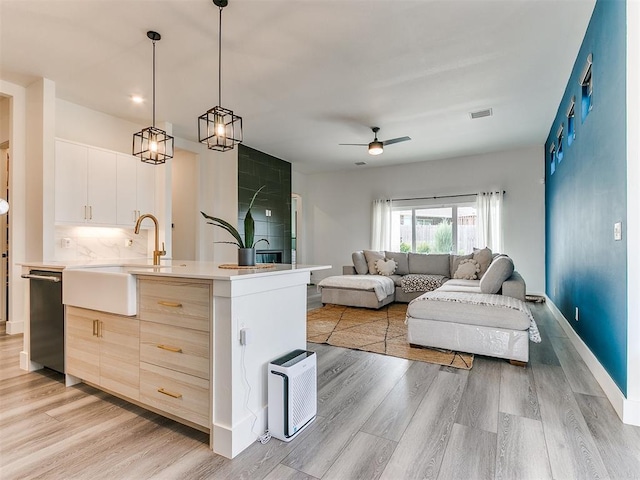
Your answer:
116,154 -> 139,225
116,154 -> 156,226
55,140 -> 88,224
136,161 -> 156,218
86,149 -> 117,225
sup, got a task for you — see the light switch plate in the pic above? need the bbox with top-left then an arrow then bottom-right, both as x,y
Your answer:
614,222 -> 622,241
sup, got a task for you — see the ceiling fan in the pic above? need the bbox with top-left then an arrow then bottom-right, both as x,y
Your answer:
339,127 -> 411,155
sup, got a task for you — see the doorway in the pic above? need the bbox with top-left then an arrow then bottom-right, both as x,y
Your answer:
0,143 -> 9,323
292,193 -> 301,265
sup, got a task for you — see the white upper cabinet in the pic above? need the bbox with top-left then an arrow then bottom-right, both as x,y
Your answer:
55,139 -> 117,225
87,148 -> 117,225
116,154 -> 156,226
55,140 -> 88,224
55,139 -> 155,227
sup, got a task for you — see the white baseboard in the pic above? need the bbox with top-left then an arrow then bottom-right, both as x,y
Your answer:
6,319 -> 23,334
212,406 -> 266,459
545,296 -> 639,426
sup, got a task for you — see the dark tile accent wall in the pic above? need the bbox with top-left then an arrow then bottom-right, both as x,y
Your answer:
238,144 -> 291,263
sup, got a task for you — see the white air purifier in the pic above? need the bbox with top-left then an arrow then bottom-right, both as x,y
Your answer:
268,349 -> 317,442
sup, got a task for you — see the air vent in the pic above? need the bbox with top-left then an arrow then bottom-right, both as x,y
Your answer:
470,108 -> 493,119
355,161 -> 367,166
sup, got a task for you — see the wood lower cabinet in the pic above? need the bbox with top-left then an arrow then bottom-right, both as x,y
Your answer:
66,278 -> 212,431
66,306 -> 140,400
137,277 -> 212,429
139,361 -> 210,427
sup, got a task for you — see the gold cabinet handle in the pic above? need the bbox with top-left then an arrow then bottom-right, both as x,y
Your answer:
157,344 -> 182,353
157,388 -> 182,399
158,301 -> 182,308
92,319 -> 98,336
98,320 -> 102,338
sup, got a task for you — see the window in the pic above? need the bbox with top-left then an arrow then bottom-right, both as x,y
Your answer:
556,125 -> 564,163
391,201 -> 477,254
567,97 -> 576,146
581,54 -> 593,122
549,143 -> 556,175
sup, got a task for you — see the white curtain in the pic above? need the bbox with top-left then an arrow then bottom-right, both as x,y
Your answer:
371,199 -> 392,251
476,191 -> 503,252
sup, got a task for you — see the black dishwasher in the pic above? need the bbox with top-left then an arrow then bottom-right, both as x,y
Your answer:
22,270 -> 64,373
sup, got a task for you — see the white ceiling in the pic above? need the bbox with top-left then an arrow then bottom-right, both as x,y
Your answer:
0,0 -> 595,173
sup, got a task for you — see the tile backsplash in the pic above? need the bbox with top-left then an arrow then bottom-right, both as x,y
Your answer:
54,226 -> 149,261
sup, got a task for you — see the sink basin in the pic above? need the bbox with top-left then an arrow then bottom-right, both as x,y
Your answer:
62,266 -> 138,316
63,264 -> 173,315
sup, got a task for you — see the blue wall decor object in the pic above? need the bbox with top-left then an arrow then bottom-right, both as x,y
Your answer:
545,0 -> 627,393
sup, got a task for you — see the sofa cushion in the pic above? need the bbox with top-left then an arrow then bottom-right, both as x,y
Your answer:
453,259 -> 480,280
375,258 -> 397,276
408,253 -> 450,276
450,253 -> 473,278
363,250 -> 385,274
352,251 -> 369,275
480,255 -> 515,294
473,247 -> 493,279
385,251 -> 409,275
390,274 -> 404,287
437,281 -> 482,295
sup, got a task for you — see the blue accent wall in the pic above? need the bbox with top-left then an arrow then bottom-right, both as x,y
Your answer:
545,0 -> 627,393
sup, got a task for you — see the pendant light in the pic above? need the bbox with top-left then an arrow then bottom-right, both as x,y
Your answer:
198,0 -> 243,151
133,31 -> 174,165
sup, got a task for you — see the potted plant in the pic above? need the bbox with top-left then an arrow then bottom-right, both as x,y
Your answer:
201,185 -> 269,266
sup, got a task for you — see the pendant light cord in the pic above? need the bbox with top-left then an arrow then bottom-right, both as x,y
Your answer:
152,38 -> 156,128
218,5 -> 223,106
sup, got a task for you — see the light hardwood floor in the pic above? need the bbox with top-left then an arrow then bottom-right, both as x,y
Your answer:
1,302 -> 640,479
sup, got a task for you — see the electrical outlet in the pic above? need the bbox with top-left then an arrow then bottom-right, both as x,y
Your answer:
240,327 -> 251,345
614,222 -> 622,241
575,307 -> 579,321
124,239 -> 133,247
61,238 -> 72,249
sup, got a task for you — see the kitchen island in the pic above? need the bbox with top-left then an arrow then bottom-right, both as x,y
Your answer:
21,260 -> 329,459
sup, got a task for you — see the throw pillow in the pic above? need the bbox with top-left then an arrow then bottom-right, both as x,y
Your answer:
454,259 -> 480,280
450,253 -> 473,278
385,251 -> 409,275
363,250 -> 385,275
352,251 -> 369,275
479,255 -> 514,294
375,258 -> 397,276
473,247 -> 493,279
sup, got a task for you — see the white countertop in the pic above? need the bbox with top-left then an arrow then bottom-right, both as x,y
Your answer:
21,259 -> 330,280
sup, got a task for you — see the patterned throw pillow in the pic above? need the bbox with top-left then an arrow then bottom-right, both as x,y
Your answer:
375,258 -> 397,276
454,259 -> 481,280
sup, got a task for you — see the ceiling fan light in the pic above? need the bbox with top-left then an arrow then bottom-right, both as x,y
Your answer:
368,141 -> 384,155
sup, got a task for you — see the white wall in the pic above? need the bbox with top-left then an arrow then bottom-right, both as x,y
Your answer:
56,99 -> 144,153
172,149 -> 197,260
295,145 -> 546,293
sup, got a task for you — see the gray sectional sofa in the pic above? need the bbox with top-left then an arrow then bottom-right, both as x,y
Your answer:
318,249 -> 526,307
317,249 -> 536,363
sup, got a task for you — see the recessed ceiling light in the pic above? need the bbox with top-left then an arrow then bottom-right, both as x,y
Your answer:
131,95 -> 144,104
